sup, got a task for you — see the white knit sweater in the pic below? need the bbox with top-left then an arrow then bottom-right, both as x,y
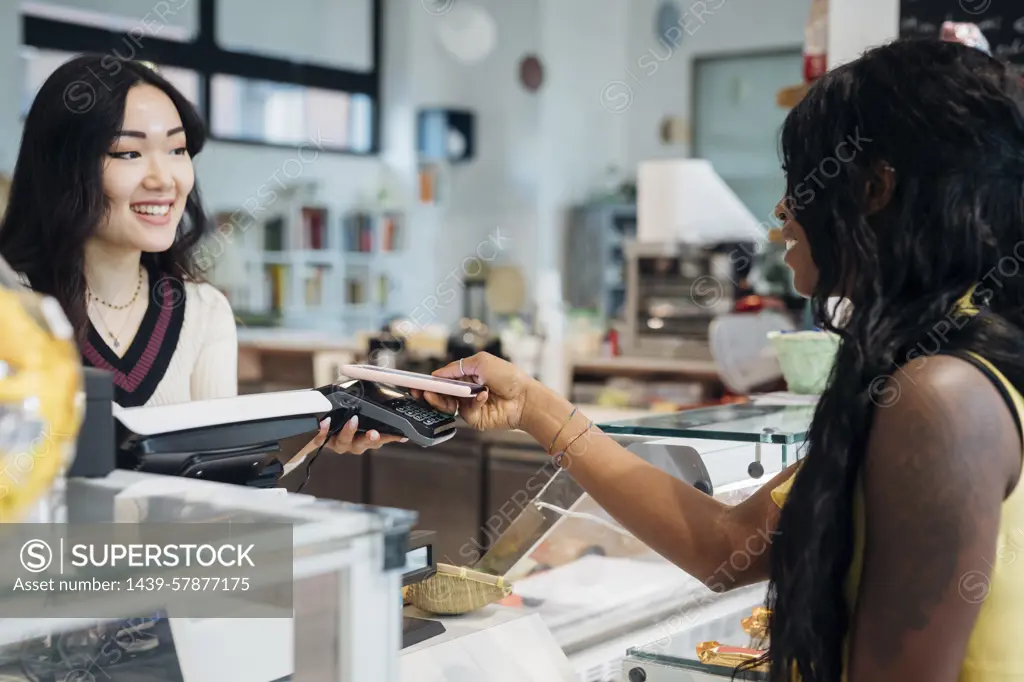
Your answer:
144,280 -> 238,406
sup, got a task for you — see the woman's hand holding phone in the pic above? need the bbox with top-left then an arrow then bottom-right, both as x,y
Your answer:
416,352 -> 541,431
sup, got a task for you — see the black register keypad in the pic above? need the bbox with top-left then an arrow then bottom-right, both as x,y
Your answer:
393,400 -> 448,427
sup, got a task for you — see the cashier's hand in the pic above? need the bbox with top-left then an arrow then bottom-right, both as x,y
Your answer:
416,352 -> 535,431
303,415 -> 406,456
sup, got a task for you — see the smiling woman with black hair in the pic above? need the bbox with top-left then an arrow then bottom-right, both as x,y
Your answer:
1,55 -> 219,408
416,39 -> 1024,682
0,54 -> 399,457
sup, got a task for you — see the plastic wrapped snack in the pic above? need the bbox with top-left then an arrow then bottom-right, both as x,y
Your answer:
696,641 -> 768,671
0,256 -> 83,521
741,606 -> 771,639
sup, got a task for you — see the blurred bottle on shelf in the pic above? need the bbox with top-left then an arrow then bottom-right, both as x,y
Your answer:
601,328 -> 620,358
803,0 -> 828,84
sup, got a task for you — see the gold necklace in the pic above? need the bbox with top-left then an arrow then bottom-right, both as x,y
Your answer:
89,266 -> 143,310
88,266 -> 145,350
90,303 -> 136,350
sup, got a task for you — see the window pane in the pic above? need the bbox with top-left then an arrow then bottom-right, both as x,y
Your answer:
215,0 -> 373,72
211,74 -> 369,151
306,89 -> 351,150
693,52 -> 802,220
157,65 -> 202,109
20,0 -> 198,41
349,93 -> 373,154
20,48 -> 202,116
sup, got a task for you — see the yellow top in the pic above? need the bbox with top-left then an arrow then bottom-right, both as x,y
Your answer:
771,351 -> 1024,680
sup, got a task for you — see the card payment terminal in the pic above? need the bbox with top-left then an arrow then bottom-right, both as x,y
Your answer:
317,379 -> 458,447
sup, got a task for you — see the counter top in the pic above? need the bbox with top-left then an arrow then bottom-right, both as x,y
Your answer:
236,332 -> 720,381
401,604 -> 526,655
572,356 -> 720,378
401,606 -> 577,681
236,328 -> 362,352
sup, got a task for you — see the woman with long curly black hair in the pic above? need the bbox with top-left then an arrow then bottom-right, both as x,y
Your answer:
416,39 -> 1024,681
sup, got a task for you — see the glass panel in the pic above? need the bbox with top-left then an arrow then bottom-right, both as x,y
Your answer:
598,403 -> 814,444
215,0 -> 373,72
475,469 -> 587,576
349,93 -> 374,153
20,47 -> 201,117
21,0 -> 198,41
307,88 -> 351,150
211,74 -> 371,151
474,465 -> 771,653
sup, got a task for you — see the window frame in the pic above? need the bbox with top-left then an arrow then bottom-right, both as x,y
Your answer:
20,0 -> 383,155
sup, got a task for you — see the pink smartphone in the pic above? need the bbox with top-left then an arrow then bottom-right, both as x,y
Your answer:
338,364 -> 485,398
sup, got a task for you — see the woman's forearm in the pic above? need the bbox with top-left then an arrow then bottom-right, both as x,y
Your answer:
520,381 -> 783,590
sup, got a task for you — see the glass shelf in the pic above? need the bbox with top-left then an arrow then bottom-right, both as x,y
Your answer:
626,608 -> 768,680
597,403 -> 813,444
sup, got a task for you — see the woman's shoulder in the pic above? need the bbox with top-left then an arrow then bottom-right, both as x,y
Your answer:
182,278 -> 229,305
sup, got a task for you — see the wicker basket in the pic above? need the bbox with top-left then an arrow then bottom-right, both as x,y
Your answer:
767,330 -> 840,394
405,564 -> 513,616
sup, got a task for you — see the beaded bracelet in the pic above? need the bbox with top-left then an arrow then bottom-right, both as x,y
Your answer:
547,407 -> 577,455
554,420 -> 594,469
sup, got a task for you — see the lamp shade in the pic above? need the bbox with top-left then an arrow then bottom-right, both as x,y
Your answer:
637,159 -> 765,245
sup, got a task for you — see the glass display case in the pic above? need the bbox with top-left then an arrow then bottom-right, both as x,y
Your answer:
0,470 -> 416,682
475,399 -> 812,681
602,401 -> 811,452
623,607 -> 769,681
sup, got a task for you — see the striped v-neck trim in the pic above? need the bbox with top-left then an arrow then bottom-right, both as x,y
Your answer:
80,263 -> 186,407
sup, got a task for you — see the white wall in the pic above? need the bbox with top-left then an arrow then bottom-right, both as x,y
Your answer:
620,0 -> 811,169
400,0 -> 544,313
828,0 -> 900,69
533,0 -> 630,276
216,0 -> 373,71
